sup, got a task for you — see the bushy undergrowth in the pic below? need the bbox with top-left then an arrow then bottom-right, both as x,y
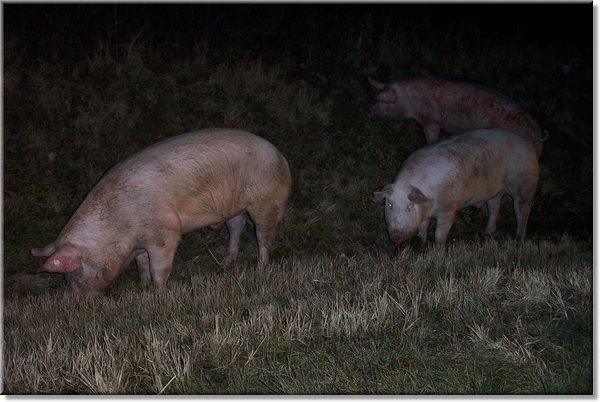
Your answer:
4,240 -> 592,394
3,5 -> 592,395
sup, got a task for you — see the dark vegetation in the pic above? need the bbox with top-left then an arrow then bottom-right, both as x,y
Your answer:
3,4 -> 592,394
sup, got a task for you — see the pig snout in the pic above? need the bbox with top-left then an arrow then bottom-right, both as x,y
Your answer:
367,104 -> 381,119
65,271 -> 108,297
366,105 -> 377,119
389,230 -> 409,244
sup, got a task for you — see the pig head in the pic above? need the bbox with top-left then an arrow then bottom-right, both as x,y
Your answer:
373,183 -> 433,245
31,243 -> 116,296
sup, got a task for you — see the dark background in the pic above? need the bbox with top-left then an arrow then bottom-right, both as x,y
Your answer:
4,4 -> 590,52
3,3 -> 594,265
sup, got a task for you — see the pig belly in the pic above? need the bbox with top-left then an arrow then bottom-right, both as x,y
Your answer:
178,211 -> 226,234
148,200 -> 225,235
463,188 -> 503,209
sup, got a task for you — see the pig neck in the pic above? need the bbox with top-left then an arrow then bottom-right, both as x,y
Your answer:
57,203 -> 135,268
404,81 -> 437,123
401,156 -> 442,194
401,154 -> 453,212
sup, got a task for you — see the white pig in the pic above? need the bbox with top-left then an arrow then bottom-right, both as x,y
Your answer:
31,128 -> 292,295
373,128 -> 539,245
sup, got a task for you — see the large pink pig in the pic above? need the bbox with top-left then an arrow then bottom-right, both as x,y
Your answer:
368,76 -> 546,157
373,128 -> 539,245
31,129 -> 292,295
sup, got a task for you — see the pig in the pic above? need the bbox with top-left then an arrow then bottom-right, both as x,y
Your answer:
373,128 -> 539,246
368,76 -> 546,157
31,128 -> 292,296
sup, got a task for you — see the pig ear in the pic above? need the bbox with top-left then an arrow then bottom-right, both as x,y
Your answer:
368,77 -> 386,90
373,185 -> 393,203
408,186 -> 430,204
39,247 -> 82,274
31,242 -> 57,257
376,88 -> 397,103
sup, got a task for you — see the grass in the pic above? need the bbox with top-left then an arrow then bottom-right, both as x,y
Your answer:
2,4 -> 592,395
4,240 -> 592,394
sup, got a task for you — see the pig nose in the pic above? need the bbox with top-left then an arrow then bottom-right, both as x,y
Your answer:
389,230 -> 404,244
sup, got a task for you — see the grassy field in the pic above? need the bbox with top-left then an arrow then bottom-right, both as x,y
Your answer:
3,4 -> 593,394
4,240 -> 593,394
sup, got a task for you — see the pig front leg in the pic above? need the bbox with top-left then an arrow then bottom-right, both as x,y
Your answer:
434,211 -> 457,246
135,252 -> 152,289
417,220 -> 430,244
145,231 -> 181,292
223,213 -> 247,266
422,122 -> 442,144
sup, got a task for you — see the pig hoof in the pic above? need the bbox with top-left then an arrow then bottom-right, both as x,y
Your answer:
483,232 -> 496,240
138,281 -> 152,290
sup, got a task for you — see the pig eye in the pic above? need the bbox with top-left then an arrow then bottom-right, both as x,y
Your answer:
386,201 -> 393,209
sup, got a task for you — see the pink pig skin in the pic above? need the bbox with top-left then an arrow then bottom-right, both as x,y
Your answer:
368,76 -> 545,157
32,129 -> 292,296
373,128 -> 539,246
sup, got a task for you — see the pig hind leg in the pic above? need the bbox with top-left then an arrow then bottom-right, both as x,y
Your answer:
512,191 -> 535,241
248,201 -> 286,268
223,213 -> 247,266
484,192 -> 505,235
508,177 -> 537,240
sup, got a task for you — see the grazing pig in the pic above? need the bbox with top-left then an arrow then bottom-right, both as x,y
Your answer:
31,129 -> 292,296
373,128 -> 538,246
368,76 -> 546,157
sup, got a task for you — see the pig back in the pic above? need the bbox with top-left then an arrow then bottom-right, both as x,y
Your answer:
62,129 -> 291,239
120,129 -> 288,190
123,129 -> 290,218
396,129 -> 538,206
433,79 -> 544,155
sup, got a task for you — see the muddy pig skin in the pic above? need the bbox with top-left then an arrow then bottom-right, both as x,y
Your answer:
31,129 -> 292,296
368,76 -> 545,157
373,128 -> 539,246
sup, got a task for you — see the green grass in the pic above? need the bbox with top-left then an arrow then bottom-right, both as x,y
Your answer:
3,6 -> 592,394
